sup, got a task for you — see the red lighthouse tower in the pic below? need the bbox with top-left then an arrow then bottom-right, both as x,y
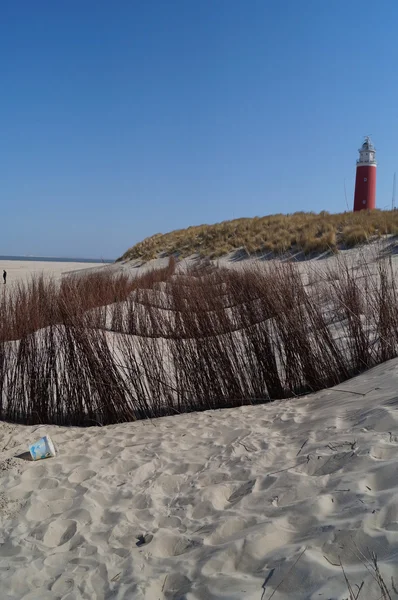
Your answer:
353,136 -> 377,211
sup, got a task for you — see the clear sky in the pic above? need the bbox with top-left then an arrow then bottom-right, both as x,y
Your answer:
1,1 -> 397,259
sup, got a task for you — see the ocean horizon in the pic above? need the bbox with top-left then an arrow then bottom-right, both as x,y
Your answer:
0,255 -> 114,264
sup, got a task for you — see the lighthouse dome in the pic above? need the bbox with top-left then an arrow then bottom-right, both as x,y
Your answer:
361,136 -> 375,151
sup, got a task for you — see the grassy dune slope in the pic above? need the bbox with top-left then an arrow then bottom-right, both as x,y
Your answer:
118,209 -> 398,261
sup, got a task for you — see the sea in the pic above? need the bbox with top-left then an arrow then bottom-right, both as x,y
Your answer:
0,256 -> 114,264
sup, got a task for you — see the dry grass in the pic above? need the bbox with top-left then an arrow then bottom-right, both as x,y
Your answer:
340,550 -> 395,600
117,210 -> 398,261
1,254 -> 398,425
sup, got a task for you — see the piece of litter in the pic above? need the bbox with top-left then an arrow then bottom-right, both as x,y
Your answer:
29,435 -> 56,460
136,533 -> 153,547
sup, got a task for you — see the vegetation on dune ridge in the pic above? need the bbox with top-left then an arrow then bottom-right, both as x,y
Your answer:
117,209 -> 398,261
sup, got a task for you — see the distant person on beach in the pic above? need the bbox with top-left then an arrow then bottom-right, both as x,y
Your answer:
3,270 -> 6,284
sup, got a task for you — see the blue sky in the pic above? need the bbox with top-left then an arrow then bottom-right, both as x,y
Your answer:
1,1 -> 397,259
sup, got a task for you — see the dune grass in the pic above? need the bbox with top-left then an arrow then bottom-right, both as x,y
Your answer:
117,210 -> 398,261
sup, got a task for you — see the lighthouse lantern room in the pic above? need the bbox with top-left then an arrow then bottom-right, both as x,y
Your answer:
353,136 -> 377,211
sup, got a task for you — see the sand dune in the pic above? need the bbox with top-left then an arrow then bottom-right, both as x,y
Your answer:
1,360 -> 398,598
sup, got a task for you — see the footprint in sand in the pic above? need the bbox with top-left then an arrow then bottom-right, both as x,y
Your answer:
195,471 -> 229,487
191,501 -> 219,520
87,490 -> 115,509
37,477 -> 59,490
369,443 -> 397,460
150,533 -> 200,557
127,492 -> 153,510
296,451 -> 355,476
143,573 -> 191,599
47,498 -> 74,516
315,494 -> 337,517
166,462 -> 202,476
25,502 -> 53,521
162,573 -> 191,597
50,574 -> 75,595
42,519 -> 77,548
44,550 -> 93,568
130,460 -> 157,486
157,515 -> 184,529
101,509 -> 123,526
151,473 -> 185,495
207,517 -> 257,545
6,486 -> 32,502
0,541 -> 22,557
113,459 -> 137,475
254,475 -> 276,492
21,464 -> 47,481
200,484 -> 236,510
322,528 -> 391,566
68,468 -> 96,484
237,525 -> 293,572
39,487 -> 75,502
201,544 -> 240,576
66,508 -> 92,523
362,462 -> 398,493
372,501 -> 398,532
227,480 -> 256,506
62,455 -> 91,468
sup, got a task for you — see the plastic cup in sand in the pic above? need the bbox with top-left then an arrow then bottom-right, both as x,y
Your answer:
29,435 -> 56,461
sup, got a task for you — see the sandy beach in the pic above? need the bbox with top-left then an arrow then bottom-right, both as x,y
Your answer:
1,251 -> 398,598
1,360 -> 398,599
0,260 -> 108,286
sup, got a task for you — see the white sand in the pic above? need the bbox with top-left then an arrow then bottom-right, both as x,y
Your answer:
1,361 -> 398,599
2,245 -> 398,598
0,260 -> 107,285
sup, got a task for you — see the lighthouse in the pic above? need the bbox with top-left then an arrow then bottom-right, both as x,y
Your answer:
353,136 -> 377,211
